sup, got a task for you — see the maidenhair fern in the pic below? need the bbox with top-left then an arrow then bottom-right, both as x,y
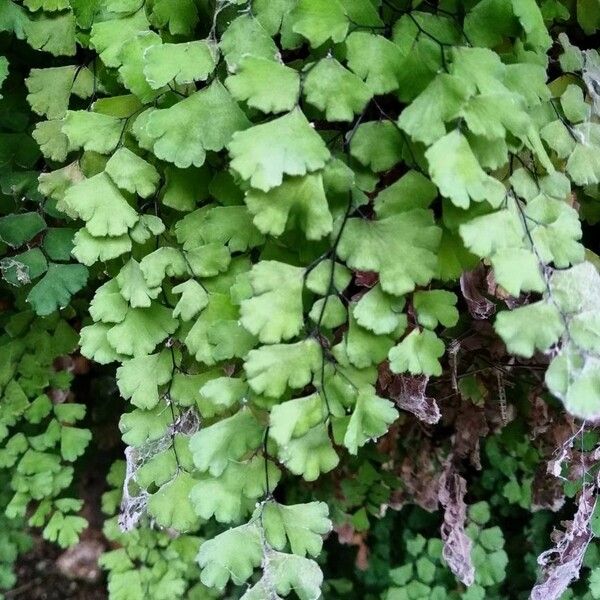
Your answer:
2,0 -> 600,598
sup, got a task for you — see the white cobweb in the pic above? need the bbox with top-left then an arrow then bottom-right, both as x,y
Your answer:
119,407 -> 200,532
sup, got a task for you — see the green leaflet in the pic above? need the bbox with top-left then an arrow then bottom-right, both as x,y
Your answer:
190,457 -> 280,523
139,81 -> 250,169
105,148 -> 160,198
241,551 -> 323,600
25,66 -> 93,120
198,524 -> 262,589
26,263 -> 88,316
346,31 -> 403,95
350,121 -> 404,173
426,130 -> 506,209
143,40 -> 217,89
270,393 -> 327,446
190,409 -> 263,477
219,14 -> 279,70
228,108 -> 330,191
389,329 -> 446,377
226,56 -> 300,114
343,385 -> 398,454
277,423 -> 339,481
290,0 -> 349,47
244,173 -> 332,239
303,57 -> 372,122
337,209 -> 441,296
240,261 -> 305,343
116,351 -> 172,410
62,110 -> 123,155
5,3 -> 600,600
245,339 -> 322,398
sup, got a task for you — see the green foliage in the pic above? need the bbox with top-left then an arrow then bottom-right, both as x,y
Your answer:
1,0 -> 600,599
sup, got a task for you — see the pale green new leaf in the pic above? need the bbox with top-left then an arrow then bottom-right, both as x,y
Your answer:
244,339 -> 322,398
240,261 -> 305,343
198,377 -> 248,416
139,247 -> 188,288
43,513 -> 86,548
342,309 -> 396,369
242,552 -> 323,600
253,0 -> 296,35
89,279 -> 128,324
561,84 -> 588,124
60,427 -> 91,462
219,14 -> 279,71
25,66 -> 93,119
305,259 -> 352,295
72,231 -> 132,266
119,403 -> 173,447
308,295 -> 347,328
388,329 -> 445,376
185,243 -> 231,278
226,56 -> 300,114
79,323 -> 126,365
184,293 -> 253,364
344,385 -> 398,454
196,206 -> 265,252
459,209 -> 524,258
116,259 -> 160,308
118,31 -> 162,103
511,0 -> 552,51
33,119 -> 73,161
490,248 -> 545,296
398,74 -> 471,145
374,170 -> 438,218
228,108 -> 330,191
90,12 -> 149,68
526,194 -> 585,267
546,346 -> 600,420
459,93 -> 530,140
